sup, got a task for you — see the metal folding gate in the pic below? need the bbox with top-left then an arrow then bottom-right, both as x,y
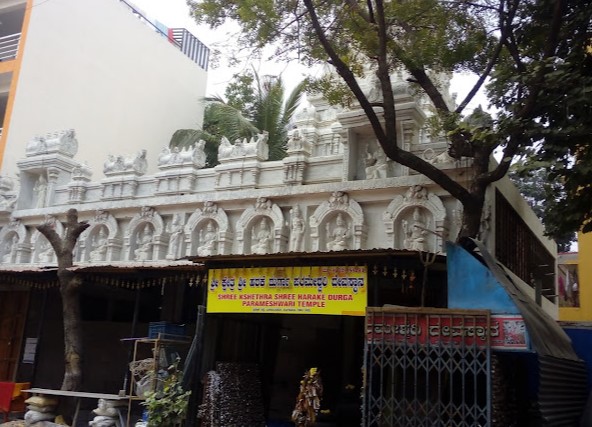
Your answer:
364,308 -> 492,427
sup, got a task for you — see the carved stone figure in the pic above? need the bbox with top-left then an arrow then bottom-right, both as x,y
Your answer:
166,214 -> 184,260
290,206 -> 305,252
251,218 -> 272,254
286,129 -> 303,151
103,149 -> 148,175
34,174 -> 48,208
89,227 -> 108,262
218,136 -> 233,159
37,239 -> 54,263
365,145 -> 388,179
255,197 -> 272,212
326,213 -> 351,251
2,234 -> 17,263
197,221 -> 218,256
404,185 -> 428,202
218,131 -> 269,161
402,208 -> 428,251
328,191 -> 349,209
134,224 -> 153,261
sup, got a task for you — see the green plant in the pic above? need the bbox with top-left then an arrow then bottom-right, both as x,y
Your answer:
141,359 -> 191,427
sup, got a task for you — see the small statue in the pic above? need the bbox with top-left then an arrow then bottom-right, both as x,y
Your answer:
34,174 -> 48,208
37,238 -> 54,263
402,208 -> 428,252
134,225 -> 154,261
326,213 -> 350,251
290,206 -> 305,252
197,221 -> 218,256
166,214 -> 184,260
2,234 -> 17,263
365,145 -> 388,179
89,227 -> 108,262
251,218 -> 272,254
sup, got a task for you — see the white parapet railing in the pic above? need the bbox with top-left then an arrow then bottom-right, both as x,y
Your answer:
0,32 -> 21,61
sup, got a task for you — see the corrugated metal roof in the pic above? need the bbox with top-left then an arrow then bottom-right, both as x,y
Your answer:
469,238 -> 580,361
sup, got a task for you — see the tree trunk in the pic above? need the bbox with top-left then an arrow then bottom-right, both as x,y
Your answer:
37,209 -> 89,392
59,270 -> 83,391
459,197 -> 485,240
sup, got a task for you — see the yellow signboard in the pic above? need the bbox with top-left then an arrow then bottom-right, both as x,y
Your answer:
207,266 -> 367,316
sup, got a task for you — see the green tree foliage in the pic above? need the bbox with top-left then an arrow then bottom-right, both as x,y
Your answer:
189,0 -> 592,239
172,70 -> 305,166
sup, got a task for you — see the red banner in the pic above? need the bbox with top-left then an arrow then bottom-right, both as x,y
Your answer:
366,313 -> 528,350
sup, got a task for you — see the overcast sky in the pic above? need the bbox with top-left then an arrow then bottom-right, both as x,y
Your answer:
130,0 -> 485,111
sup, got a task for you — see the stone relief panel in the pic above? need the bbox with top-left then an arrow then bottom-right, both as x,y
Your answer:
0,218 -> 28,263
383,185 -> 447,253
0,176 -> 17,213
309,191 -> 366,251
185,202 -> 232,257
1,232 -> 19,263
125,206 -> 166,261
79,210 -> 121,263
236,197 -> 287,254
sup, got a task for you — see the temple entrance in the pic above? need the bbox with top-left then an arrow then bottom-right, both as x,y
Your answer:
363,308 -> 492,427
202,313 -> 364,426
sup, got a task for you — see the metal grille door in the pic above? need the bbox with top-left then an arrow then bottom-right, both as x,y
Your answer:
364,308 -> 491,427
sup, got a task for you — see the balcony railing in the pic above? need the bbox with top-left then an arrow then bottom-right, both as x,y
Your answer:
119,0 -> 209,71
169,28 -> 209,71
0,33 -> 21,62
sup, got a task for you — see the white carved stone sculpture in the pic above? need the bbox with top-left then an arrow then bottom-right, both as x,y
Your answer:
89,227 -> 108,262
34,174 -> 48,208
218,131 -> 270,161
290,206 -> 305,252
402,208 -> 429,251
326,213 -> 351,251
197,221 -> 218,256
157,140 -> 207,169
166,214 -> 184,260
103,149 -> 148,175
2,234 -> 17,263
37,239 -> 54,263
365,145 -> 388,179
251,218 -> 272,254
134,225 -> 153,261
404,185 -> 428,202
26,129 -> 78,158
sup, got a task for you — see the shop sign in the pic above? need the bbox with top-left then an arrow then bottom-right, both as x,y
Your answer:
366,313 -> 529,350
207,266 -> 367,316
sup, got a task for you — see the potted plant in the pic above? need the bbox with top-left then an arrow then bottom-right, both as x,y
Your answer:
141,358 -> 191,427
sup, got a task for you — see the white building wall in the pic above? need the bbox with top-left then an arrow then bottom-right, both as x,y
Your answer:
1,0 -> 207,180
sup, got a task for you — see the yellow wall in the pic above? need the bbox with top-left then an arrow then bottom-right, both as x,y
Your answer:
560,231 -> 592,321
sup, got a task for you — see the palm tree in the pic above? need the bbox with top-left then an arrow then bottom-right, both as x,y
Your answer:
170,70 -> 305,166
